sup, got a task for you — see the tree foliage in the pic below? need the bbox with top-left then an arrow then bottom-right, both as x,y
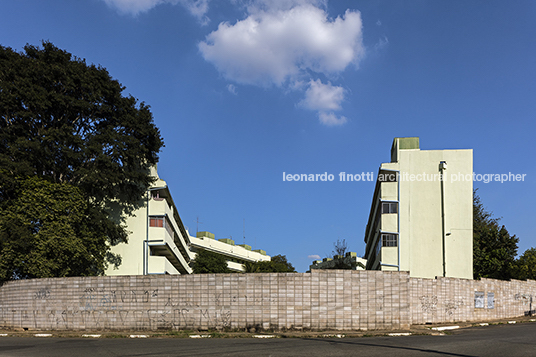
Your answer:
0,177 -> 121,280
513,248 -> 536,281
0,41 -> 162,208
0,41 -> 163,279
192,249 -> 231,274
244,254 -> 296,273
473,192 -> 519,280
323,257 -> 364,270
312,239 -> 363,270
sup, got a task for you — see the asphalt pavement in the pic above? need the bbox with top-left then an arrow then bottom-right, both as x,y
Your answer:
0,321 -> 535,357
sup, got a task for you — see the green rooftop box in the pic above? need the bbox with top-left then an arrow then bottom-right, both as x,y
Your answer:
395,137 -> 419,150
218,238 -> 235,245
197,231 -> 215,239
253,249 -> 266,255
238,244 -> 252,251
391,137 -> 419,162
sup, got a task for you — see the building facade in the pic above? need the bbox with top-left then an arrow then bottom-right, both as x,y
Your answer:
106,167 -> 270,276
363,137 -> 473,279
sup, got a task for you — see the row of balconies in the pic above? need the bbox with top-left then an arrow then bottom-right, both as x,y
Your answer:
145,198 -> 270,275
146,198 -> 193,274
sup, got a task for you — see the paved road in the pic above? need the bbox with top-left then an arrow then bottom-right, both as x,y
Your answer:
0,323 -> 535,357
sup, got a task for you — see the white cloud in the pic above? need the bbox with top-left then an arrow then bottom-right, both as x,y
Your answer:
375,36 -> 389,51
300,79 -> 345,111
198,4 -> 364,86
241,0 -> 327,14
318,112 -> 347,126
308,254 -> 321,260
103,0 -> 209,22
105,0 -> 363,126
183,0 -> 209,21
299,79 -> 349,126
227,84 -> 238,95
103,0 -> 162,15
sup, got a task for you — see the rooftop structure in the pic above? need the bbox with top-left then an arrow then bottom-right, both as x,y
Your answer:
309,252 -> 366,271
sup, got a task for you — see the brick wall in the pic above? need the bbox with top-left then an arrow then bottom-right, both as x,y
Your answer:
410,276 -> 536,325
0,271 -> 533,331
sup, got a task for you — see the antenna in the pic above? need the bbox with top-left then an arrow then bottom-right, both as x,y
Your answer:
195,216 -> 203,235
243,218 -> 245,245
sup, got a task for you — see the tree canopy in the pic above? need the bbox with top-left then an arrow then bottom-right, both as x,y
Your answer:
514,248 -> 536,281
244,254 -> 296,273
0,41 -> 162,208
192,249 -> 231,274
0,177 -> 123,279
473,192 -> 519,280
0,41 -> 163,279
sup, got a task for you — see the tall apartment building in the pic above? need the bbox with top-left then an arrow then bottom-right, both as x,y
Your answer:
363,137 -> 473,279
105,167 -> 270,276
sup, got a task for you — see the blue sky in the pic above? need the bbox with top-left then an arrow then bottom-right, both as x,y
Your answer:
1,0 -> 535,272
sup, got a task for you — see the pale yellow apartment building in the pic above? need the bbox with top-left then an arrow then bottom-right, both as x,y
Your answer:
105,167 -> 270,276
363,137 -> 473,279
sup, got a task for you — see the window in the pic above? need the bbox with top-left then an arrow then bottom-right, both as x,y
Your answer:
149,217 -> 164,227
149,216 -> 175,238
375,233 -> 398,257
382,234 -> 398,247
381,202 -> 398,214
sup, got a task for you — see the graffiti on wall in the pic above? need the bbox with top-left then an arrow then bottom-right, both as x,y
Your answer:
11,287 -> 234,330
78,288 -> 159,311
420,296 -> 438,313
514,293 -> 532,305
33,288 -> 51,300
444,299 -> 464,315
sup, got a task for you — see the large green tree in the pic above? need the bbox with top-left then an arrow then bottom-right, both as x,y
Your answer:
244,254 -> 296,273
192,249 -> 231,274
0,42 -> 163,279
0,177 -> 123,279
513,248 -> 536,281
473,192 -> 519,280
